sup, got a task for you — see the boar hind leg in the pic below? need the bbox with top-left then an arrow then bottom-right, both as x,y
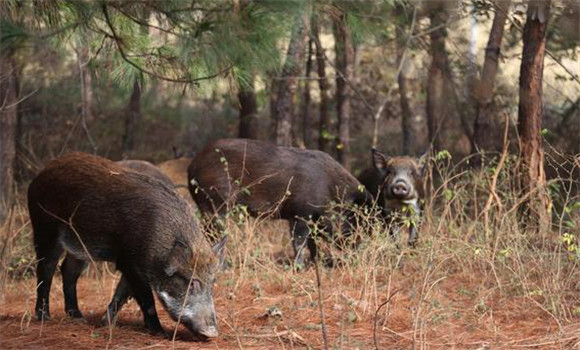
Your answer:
291,220 -> 316,267
121,268 -> 163,334
33,224 -> 64,321
61,254 -> 88,318
103,275 -> 132,326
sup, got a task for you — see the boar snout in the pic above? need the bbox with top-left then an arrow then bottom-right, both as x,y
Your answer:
158,290 -> 220,339
390,180 -> 410,198
184,306 -> 219,339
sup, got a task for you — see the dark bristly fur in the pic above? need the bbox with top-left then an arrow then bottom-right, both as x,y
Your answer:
28,152 -> 225,340
187,138 -> 370,265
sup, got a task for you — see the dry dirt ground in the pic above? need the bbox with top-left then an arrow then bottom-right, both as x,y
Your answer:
2,266 -> 580,350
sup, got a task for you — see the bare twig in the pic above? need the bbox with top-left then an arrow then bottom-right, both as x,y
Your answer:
373,289 -> 400,350
314,256 -> 329,350
480,113 -> 510,230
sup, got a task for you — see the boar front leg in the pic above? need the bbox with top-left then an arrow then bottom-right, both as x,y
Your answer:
103,274 -> 132,326
291,219 -> 316,267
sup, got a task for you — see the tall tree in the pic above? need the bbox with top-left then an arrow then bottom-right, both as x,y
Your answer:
517,0 -> 552,230
238,78 -> 259,139
395,2 -> 415,154
274,10 -> 309,147
426,1 -> 451,153
0,49 -> 18,223
332,9 -> 354,171
122,79 -> 142,152
472,1 -> 511,158
426,1 -> 470,156
299,39 -> 314,148
312,15 -> 332,154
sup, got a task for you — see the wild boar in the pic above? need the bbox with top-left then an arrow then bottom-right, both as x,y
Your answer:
357,148 -> 427,246
117,159 -> 174,187
157,157 -> 193,202
28,152 -> 226,339
187,138 -> 369,266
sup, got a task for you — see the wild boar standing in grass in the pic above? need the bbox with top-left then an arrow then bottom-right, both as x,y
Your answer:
28,152 -> 226,340
358,148 -> 427,246
187,138 -> 370,266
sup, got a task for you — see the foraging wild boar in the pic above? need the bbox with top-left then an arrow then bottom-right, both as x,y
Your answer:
117,159 -> 175,187
358,148 -> 427,246
28,152 -> 226,339
157,157 -> 193,201
188,138 -> 370,265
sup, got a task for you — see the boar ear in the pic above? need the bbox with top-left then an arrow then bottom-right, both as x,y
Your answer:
371,148 -> 389,174
212,235 -> 228,268
165,241 -> 190,276
417,151 -> 430,176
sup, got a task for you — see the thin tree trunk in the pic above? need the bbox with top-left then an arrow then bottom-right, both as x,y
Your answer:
78,44 -> 94,124
517,0 -> 551,231
274,11 -> 309,147
426,3 -> 448,152
472,1 -> 511,158
396,2 -> 414,154
238,78 -> 258,139
122,79 -> 142,153
0,51 -> 18,223
299,39 -> 314,148
313,16 -> 332,154
426,2 -> 465,155
333,11 -> 354,171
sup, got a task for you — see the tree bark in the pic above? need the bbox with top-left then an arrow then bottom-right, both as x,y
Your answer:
426,3 -> 449,152
238,78 -> 258,139
122,79 -> 142,153
78,43 -> 94,124
472,1 -> 511,157
0,51 -> 19,223
312,16 -> 332,154
395,2 -> 414,154
517,0 -> 551,231
332,11 -> 354,171
274,11 -> 309,147
299,39 -> 314,148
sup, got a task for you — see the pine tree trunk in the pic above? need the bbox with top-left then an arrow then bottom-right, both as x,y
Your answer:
517,0 -> 551,231
122,79 -> 142,153
274,11 -> 308,147
78,44 -> 94,124
472,1 -> 510,157
0,51 -> 18,223
396,2 -> 413,154
238,78 -> 258,139
333,11 -> 353,171
313,16 -> 332,154
299,39 -> 314,148
426,3 -> 448,152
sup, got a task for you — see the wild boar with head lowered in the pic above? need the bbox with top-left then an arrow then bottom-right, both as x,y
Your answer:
28,152 -> 226,340
188,138 -> 369,266
117,159 -> 175,187
357,148 -> 427,246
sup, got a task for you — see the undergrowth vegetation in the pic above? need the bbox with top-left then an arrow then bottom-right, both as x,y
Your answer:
1,151 -> 579,348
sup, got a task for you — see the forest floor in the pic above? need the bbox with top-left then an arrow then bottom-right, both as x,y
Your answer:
2,257 -> 579,349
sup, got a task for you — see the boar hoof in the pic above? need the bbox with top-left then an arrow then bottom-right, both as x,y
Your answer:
66,309 -> 84,318
144,319 -> 164,335
36,310 -> 50,321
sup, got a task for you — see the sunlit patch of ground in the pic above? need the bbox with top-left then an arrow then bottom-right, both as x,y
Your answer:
2,264 -> 579,349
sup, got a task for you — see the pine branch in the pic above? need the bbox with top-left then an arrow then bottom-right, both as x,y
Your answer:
101,3 -> 231,85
